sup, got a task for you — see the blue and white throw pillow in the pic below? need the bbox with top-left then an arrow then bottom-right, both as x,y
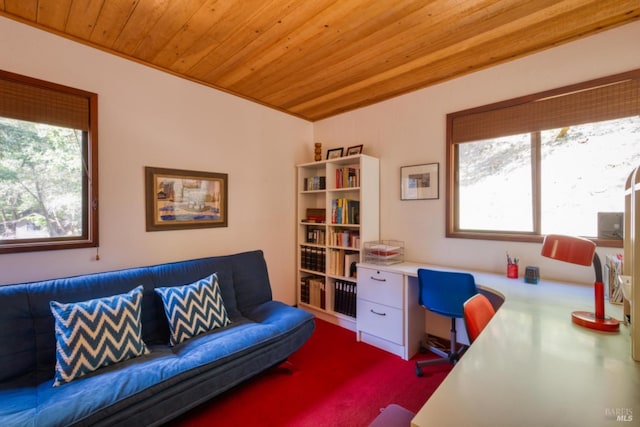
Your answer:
50,286 -> 149,386
155,273 -> 231,346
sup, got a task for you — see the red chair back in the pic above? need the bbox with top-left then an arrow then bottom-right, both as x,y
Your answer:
464,294 -> 496,343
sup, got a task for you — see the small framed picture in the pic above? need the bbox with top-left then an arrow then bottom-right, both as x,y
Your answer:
401,163 -> 439,200
346,144 -> 363,156
326,147 -> 344,159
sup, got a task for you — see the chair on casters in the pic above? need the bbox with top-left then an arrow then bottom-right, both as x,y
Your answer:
415,268 -> 478,377
463,293 -> 496,343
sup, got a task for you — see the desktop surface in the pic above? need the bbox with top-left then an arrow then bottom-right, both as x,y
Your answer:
360,262 -> 638,427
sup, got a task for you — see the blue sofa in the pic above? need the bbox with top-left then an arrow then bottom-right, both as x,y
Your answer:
0,250 -> 315,426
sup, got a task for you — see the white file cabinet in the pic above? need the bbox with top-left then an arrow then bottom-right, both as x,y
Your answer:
356,265 -> 425,360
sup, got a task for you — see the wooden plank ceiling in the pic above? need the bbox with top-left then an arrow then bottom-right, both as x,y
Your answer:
1,0 -> 639,121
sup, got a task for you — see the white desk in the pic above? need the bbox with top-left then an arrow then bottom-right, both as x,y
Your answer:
360,262 -> 639,427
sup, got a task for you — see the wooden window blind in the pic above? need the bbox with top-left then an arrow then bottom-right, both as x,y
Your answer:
0,69 -> 90,131
450,69 -> 640,144
0,69 -> 98,253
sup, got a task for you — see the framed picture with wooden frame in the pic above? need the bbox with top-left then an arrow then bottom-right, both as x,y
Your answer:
326,147 -> 344,159
401,163 -> 439,200
145,166 -> 228,231
346,144 -> 363,156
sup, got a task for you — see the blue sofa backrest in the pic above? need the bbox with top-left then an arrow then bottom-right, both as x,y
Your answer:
0,249 -> 273,384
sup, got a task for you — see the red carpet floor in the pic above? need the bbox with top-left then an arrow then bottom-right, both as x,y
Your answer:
169,318 -> 451,427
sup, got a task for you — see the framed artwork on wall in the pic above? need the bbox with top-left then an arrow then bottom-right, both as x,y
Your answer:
401,163 -> 439,200
145,166 -> 228,231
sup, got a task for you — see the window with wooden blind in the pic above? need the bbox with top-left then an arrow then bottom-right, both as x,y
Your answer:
0,70 -> 98,253
446,69 -> 640,246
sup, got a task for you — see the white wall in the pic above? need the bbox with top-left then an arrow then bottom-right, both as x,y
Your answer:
0,17 -> 313,305
314,21 -> 640,286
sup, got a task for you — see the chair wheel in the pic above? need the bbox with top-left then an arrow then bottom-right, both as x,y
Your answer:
415,365 -> 423,377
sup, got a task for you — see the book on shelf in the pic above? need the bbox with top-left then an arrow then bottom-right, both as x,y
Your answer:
308,277 -> 326,309
306,225 -> 325,245
335,167 -> 360,189
304,208 -> 326,223
300,275 -> 326,309
303,176 -> 326,191
333,280 -> 356,317
330,198 -> 360,224
605,254 -> 624,304
328,249 -> 359,278
300,276 -> 311,304
329,229 -> 360,248
328,249 -> 339,276
300,246 -> 326,272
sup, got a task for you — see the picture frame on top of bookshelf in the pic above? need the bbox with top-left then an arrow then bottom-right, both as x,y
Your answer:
296,154 -> 379,331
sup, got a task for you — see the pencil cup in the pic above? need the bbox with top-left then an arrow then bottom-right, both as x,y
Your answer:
507,264 -> 518,279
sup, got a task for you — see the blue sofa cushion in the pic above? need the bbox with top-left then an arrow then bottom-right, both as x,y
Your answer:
155,273 -> 231,346
230,250 -> 273,314
0,284 -> 34,383
50,286 -> 149,386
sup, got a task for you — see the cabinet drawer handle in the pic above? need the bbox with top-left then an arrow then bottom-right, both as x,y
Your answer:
371,276 -> 386,282
370,309 -> 386,316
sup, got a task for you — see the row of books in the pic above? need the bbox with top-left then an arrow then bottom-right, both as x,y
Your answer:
328,229 -> 360,248
327,249 -> 359,278
605,254 -> 624,303
300,246 -> 326,272
302,176 -> 326,191
335,167 -> 360,189
305,226 -> 325,245
331,198 -> 360,224
334,280 -> 357,317
300,276 -> 326,309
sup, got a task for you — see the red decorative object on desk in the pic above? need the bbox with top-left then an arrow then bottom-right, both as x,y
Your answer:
541,234 -> 620,332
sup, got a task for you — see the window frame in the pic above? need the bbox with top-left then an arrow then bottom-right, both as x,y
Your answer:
446,69 -> 640,248
0,70 -> 98,254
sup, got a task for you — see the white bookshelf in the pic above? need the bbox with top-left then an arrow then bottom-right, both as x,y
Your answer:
296,154 -> 379,330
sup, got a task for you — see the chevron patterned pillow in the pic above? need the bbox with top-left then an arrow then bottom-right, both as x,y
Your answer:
50,286 -> 150,386
155,273 -> 231,346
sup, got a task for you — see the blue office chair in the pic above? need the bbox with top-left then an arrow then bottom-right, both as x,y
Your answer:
416,268 -> 478,377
